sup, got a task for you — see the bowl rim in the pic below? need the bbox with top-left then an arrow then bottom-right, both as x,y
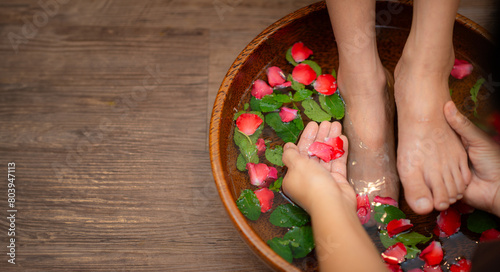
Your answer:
209,1 -> 491,271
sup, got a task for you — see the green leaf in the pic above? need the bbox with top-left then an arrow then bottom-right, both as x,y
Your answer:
373,204 -> 406,224
236,189 -> 261,220
273,94 -> 292,103
269,177 -> 283,192
260,95 -> 283,112
302,99 -> 332,122
470,78 -> 485,117
265,113 -> 301,143
331,67 -> 336,78
292,89 -> 313,101
396,232 -> 432,247
244,103 -> 249,110
236,136 -> 259,165
236,153 -> 247,171
379,230 -> 397,248
467,209 -> 498,233
270,203 -> 310,227
267,237 -> 293,263
318,93 -> 345,120
449,89 -> 453,97
284,226 -> 315,258
301,60 -> 322,77
405,245 -> 421,260
286,46 -> 298,66
250,96 -> 261,111
265,145 -> 284,166
293,112 -> 305,131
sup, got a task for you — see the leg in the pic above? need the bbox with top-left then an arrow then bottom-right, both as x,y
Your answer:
325,1 -> 399,208
395,0 -> 471,214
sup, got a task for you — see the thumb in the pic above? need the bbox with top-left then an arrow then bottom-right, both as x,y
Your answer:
282,142 -> 300,168
444,101 -> 488,146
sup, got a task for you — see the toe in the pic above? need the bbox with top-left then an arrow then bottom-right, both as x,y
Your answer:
459,152 -> 472,186
401,171 -> 434,215
443,169 -> 457,204
428,172 -> 449,211
452,166 -> 466,196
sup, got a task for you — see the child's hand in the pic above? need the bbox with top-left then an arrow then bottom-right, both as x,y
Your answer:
444,101 -> 500,216
282,121 -> 356,212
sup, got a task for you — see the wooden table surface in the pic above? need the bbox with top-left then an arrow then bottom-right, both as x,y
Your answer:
0,0 -> 496,271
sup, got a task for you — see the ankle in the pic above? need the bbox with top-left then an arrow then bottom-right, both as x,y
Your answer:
337,65 -> 387,102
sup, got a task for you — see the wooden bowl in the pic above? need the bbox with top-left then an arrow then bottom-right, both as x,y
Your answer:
209,1 -> 494,271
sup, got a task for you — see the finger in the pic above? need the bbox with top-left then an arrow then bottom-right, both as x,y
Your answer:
316,121 -> 332,142
282,142 -> 300,168
444,101 -> 490,147
298,122 -> 319,157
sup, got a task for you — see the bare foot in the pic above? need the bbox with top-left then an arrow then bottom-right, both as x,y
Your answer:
394,50 -> 471,214
338,65 -> 400,210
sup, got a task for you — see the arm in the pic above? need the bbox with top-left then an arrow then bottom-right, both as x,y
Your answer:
282,121 -> 386,271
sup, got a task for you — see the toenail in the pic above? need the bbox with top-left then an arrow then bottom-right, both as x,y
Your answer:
449,198 -> 456,204
439,202 -> 449,210
457,194 -> 463,200
415,198 -> 431,211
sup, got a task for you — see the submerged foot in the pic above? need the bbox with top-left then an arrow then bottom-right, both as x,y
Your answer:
338,66 -> 400,218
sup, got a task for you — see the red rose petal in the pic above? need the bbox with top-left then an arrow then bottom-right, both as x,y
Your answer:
292,63 -> 317,85
374,196 -> 398,207
381,242 -> 407,264
256,138 -> 266,156
279,107 -> 298,123
387,219 -> 413,238
291,42 -> 313,63
423,264 -> 443,272
313,74 -> 337,95
246,163 -> 277,188
266,66 -> 287,87
449,258 -> 471,272
479,228 -> 500,242
254,188 -> 274,213
420,241 -> 443,266
324,136 -> 345,160
451,59 -> 473,79
236,113 -> 263,135
435,207 -> 461,237
356,194 -> 371,225
385,263 -> 403,272
251,79 -> 273,99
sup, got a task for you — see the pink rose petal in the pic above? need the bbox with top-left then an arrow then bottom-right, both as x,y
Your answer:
374,196 -> 399,207
292,63 -> 317,85
254,188 -> 274,213
279,107 -> 298,123
356,194 -> 371,225
381,242 -> 407,265
256,138 -> 266,156
451,59 -> 473,79
236,113 -> 263,135
291,42 -> 313,63
313,74 -> 337,95
266,66 -> 287,87
251,79 -> 273,99
246,163 -> 277,188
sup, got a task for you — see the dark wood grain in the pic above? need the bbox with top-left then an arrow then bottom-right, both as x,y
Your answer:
0,0 -> 495,271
